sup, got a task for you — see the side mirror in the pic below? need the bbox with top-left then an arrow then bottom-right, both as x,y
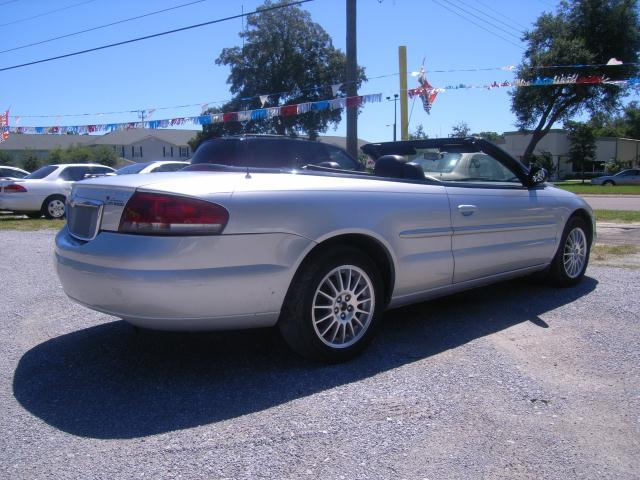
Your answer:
528,165 -> 548,186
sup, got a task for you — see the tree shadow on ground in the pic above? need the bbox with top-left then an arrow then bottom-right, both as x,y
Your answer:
13,276 -> 597,439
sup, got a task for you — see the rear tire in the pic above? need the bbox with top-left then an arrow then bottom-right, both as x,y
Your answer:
547,216 -> 591,287
279,246 -> 385,362
42,195 -> 66,219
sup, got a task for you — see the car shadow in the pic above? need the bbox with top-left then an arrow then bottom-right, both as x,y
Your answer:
13,276 -> 597,439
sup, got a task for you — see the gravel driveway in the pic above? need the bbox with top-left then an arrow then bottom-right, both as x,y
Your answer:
1,230 -> 639,479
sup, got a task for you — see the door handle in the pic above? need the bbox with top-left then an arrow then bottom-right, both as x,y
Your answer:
457,204 -> 477,216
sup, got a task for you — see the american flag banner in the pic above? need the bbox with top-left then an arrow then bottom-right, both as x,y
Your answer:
0,110 -> 9,143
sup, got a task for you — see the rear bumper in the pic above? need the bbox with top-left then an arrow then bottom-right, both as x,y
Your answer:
55,227 -> 313,330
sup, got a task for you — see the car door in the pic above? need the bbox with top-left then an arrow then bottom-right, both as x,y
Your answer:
444,153 -> 561,283
625,169 -> 640,184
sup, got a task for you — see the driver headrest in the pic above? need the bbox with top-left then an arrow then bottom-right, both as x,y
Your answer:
374,155 -> 424,180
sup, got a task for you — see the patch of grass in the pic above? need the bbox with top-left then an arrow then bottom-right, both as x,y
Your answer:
591,244 -> 639,261
594,209 -> 640,224
0,215 -> 64,231
552,182 -> 640,195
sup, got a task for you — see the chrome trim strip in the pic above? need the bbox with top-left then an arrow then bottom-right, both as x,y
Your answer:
399,227 -> 454,238
453,220 -> 557,235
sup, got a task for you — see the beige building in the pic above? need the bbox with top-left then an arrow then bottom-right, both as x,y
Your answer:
0,129 -> 199,163
500,130 -> 640,179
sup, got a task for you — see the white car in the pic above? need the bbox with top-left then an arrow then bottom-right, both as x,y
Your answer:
0,166 -> 30,180
0,163 -> 115,219
115,161 -> 189,175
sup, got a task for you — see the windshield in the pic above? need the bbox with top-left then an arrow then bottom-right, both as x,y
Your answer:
24,165 -> 58,179
116,163 -> 150,175
408,150 -> 462,174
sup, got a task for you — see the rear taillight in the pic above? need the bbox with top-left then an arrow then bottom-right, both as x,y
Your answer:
119,192 -> 229,235
4,184 -> 27,193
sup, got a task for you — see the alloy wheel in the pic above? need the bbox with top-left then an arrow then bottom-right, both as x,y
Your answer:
311,265 -> 375,349
563,227 -> 587,278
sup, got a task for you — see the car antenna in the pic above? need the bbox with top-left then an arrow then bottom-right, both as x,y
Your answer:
245,166 -> 251,179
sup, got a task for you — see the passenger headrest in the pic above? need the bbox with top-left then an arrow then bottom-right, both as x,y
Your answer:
374,155 -> 424,180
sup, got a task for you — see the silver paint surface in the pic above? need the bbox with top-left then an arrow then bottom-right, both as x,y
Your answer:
55,173 -> 594,330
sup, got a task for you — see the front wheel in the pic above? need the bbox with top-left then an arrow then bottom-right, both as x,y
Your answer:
603,180 -> 615,186
279,247 -> 385,362
547,216 -> 591,287
42,195 -> 66,219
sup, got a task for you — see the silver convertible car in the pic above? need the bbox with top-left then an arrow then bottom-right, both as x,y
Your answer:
55,138 -> 594,361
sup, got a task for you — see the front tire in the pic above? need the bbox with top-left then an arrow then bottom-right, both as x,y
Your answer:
279,246 -> 385,362
42,195 -> 66,219
547,216 -> 591,287
603,180 -> 615,186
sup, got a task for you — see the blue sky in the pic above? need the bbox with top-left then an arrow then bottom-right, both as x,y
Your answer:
2,0 -> 630,142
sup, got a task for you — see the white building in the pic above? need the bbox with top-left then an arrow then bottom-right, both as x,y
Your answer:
500,130 -> 640,179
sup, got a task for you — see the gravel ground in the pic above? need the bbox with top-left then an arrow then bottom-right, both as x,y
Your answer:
1,230 -> 639,480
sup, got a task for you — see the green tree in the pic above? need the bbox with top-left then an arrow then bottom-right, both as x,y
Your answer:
0,151 -> 13,166
511,0 -> 640,162
409,124 -> 428,140
566,121 -> 596,182
22,150 -> 41,172
190,0 -> 365,149
450,121 -> 470,138
589,101 -> 640,138
474,131 -> 504,143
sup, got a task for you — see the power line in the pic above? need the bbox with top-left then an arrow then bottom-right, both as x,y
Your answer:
0,0 -> 314,73
0,0 -> 97,28
431,0 -> 523,49
0,0 -> 20,6
441,0 -> 521,39
0,0 -> 209,55
474,0 -> 529,30
450,0 -> 523,35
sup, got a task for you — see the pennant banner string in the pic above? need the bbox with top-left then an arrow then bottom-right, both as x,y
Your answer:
9,59 -> 637,120
8,94 -> 383,134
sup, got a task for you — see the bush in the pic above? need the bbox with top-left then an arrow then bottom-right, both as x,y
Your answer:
48,144 -> 117,167
604,159 -> 629,175
92,145 -> 117,167
0,151 -> 14,166
22,150 -> 41,172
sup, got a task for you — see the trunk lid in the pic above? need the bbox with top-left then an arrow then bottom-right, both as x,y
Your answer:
66,172 -> 239,239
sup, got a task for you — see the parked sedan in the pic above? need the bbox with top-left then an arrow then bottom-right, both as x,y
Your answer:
0,166 -> 29,180
0,163 -> 115,219
591,169 -> 640,185
115,161 -> 189,175
55,138 -> 594,361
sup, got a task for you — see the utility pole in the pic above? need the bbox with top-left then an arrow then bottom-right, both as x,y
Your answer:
138,109 -> 146,126
346,0 -> 357,159
398,46 -> 409,141
386,94 -> 399,141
